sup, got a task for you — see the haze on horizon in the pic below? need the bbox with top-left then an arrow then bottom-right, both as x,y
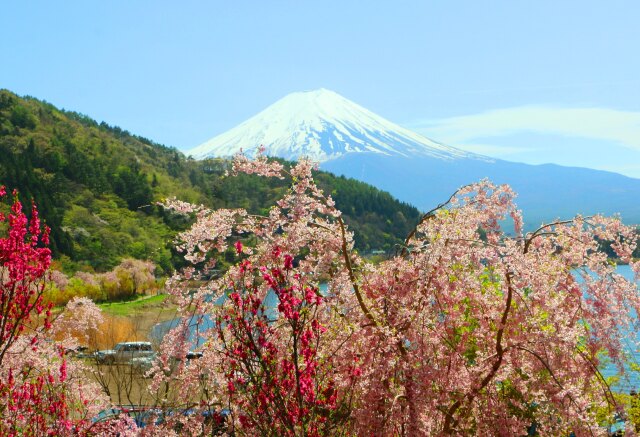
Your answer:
2,1 -> 639,177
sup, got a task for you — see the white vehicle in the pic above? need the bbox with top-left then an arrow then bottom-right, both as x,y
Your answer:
94,342 -> 154,365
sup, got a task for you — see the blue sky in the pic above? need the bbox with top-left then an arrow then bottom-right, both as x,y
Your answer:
2,1 -> 640,176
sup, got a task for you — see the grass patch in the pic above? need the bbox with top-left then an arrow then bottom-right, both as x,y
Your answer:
98,294 -> 171,317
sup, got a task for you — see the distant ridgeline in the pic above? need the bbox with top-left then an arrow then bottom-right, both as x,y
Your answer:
0,90 -> 421,273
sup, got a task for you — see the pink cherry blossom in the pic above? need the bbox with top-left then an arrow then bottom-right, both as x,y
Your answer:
156,158 -> 640,436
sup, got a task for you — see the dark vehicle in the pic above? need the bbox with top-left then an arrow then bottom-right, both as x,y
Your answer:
186,351 -> 203,360
166,407 -> 231,435
131,350 -> 203,374
65,345 -> 90,358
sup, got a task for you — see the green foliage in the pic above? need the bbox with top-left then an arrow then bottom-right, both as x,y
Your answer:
0,89 -> 421,273
112,163 -> 153,209
315,172 -> 420,252
10,104 -> 37,129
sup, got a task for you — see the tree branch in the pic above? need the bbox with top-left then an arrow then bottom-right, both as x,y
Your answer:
401,185 -> 472,256
442,270 -> 514,434
337,216 -> 378,328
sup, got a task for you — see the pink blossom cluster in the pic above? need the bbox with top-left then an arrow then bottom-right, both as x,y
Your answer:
229,147 -> 285,179
0,187 -> 112,435
215,250 -> 347,435
0,188 -> 52,350
156,157 -> 640,435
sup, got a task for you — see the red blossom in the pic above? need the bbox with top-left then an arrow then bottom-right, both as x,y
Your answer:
0,189 -> 112,435
284,254 -> 294,269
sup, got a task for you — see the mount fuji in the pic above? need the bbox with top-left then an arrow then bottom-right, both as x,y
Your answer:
190,89 -> 486,163
191,89 -> 640,228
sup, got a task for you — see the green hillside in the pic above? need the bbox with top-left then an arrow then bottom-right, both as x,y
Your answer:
0,89 -> 421,273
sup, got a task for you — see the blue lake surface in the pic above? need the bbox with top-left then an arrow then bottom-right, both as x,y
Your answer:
598,265 -> 640,393
150,284 -> 329,347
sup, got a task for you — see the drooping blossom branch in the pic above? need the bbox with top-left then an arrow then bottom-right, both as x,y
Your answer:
155,154 -> 640,436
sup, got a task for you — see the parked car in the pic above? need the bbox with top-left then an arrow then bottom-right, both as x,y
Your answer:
91,405 -> 231,434
90,405 -> 164,433
130,352 -> 158,374
131,350 -> 204,375
94,342 -> 154,365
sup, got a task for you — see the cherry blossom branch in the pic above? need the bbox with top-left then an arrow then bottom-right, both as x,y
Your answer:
337,216 -> 378,328
523,219 -> 582,254
401,187 -> 469,256
442,270 -> 514,434
576,348 -> 619,410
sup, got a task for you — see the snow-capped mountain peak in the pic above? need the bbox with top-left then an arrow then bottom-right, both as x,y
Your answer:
189,89 -> 486,162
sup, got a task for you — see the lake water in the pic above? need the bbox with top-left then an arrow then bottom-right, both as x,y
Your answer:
152,268 -> 639,392
599,264 -> 640,393
150,284 -> 328,346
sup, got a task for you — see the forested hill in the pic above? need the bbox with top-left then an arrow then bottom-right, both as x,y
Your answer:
0,89 -> 422,273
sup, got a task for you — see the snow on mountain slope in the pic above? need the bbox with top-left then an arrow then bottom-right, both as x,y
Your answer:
189,89 -> 489,162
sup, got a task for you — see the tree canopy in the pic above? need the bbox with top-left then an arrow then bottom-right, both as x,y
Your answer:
0,89 -> 421,273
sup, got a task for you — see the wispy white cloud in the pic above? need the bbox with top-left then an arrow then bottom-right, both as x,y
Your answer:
411,106 -> 640,152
